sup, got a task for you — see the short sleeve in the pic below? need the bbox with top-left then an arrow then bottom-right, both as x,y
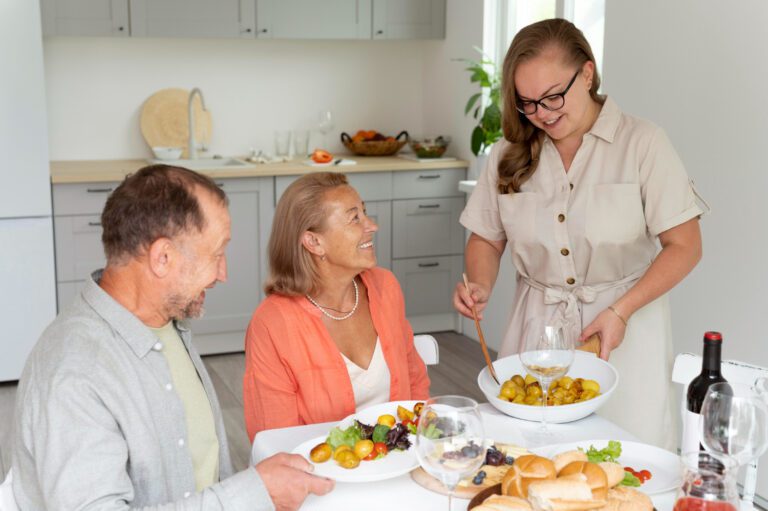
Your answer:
459,141 -> 508,242
640,127 -> 704,236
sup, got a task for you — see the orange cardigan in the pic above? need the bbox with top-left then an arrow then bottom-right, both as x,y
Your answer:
243,267 -> 430,440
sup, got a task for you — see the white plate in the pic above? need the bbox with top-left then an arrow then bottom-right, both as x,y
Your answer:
533,439 -> 681,495
293,400 -> 420,483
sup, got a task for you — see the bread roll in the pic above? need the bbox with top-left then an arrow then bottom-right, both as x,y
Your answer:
596,487 -> 653,511
481,495 -> 534,510
597,462 -> 625,488
553,450 -> 588,473
527,479 -> 606,511
502,455 -> 557,498
558,461 -> 609,500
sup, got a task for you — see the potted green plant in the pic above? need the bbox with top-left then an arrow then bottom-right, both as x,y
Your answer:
461,50 -> 503,156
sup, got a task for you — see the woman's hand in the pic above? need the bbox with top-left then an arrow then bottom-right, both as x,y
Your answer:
579,308 -> 627,361
452,280 -> 491,320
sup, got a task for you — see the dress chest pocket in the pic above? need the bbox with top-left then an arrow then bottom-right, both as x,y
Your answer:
498,192 -> 537,243
586,183 -> 646,244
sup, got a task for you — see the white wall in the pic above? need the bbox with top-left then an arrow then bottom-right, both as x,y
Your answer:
603,0 -> 768,500
44,37 -> 431,160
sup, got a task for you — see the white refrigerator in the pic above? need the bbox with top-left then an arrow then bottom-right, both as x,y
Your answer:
0,0 -> 57,381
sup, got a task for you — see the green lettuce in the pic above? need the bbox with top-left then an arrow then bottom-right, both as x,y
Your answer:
583,440 -> 622,463
326,423 -> 362,450
621,471 -> 642,487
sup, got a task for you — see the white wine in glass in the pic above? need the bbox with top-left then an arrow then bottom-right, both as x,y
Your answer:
519,318 -> 575,439
415,396 -> 485,511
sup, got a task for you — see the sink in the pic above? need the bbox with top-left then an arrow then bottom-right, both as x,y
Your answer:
148,158 -> 253,170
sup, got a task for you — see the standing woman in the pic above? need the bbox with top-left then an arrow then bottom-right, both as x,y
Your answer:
454,19 -> 704,448
244,172 -> 429,439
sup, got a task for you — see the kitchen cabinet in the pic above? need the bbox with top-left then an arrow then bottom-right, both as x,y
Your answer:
51,177 -> 273,355
42,0 -> 445,40
256,0 -> 371,40
41,0 -> 130,37
275,166 -> 464,333
130,0 -> 256,38
373,0 -> 445,40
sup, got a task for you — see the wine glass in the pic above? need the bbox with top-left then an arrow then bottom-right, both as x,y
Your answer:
518,317 -> 575,438
317,110 -> 334,149
415,395 -> 485,511
674,452 -> 740,511
700,382 -> 768,467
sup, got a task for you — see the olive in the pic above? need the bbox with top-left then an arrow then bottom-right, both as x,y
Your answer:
309,442 -> 332,463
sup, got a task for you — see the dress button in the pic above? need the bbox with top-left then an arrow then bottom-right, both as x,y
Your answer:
569,183 -> 574,190
184,492 -> 191,498
560,248 -> 570,256
558,213 -> 566,222
153,342 -> 163,351
165,383 -> 173,391
178,438 -> 185,447
566,277 -> 576,285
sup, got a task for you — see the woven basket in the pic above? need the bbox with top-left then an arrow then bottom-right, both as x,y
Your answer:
341,130 -> 409,156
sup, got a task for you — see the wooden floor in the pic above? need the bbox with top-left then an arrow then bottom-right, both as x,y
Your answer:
0,330 -> 491,476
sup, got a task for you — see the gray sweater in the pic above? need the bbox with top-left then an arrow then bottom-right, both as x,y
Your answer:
12,272 -> 274,510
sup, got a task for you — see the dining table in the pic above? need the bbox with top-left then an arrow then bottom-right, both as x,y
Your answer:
251,403 -> 677,510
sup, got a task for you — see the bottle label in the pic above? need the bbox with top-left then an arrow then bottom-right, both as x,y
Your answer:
681,409 -> 702,455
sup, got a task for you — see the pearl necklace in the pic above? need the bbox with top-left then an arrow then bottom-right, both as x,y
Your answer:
306,279 -> 359,321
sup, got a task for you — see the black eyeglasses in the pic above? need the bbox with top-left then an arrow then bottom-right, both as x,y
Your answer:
515,70 -> 580,115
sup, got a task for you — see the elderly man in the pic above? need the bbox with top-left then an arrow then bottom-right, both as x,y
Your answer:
12,165 -> 334,509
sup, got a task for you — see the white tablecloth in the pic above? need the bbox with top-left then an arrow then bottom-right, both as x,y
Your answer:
251,404 -> 677,510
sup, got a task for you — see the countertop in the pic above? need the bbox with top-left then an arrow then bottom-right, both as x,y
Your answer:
50,156 -> 469,184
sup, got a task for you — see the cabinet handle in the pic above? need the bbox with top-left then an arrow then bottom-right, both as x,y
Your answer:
118,26 -> 124,32
418,174 -> 440,180
260,28 -> 268,33
88,221 -> 102,227
418,262 -> 440,268
86,187 -> 114,193
376,30 -> 384,35
243,27 -> 253,33
418,204 -> 440,209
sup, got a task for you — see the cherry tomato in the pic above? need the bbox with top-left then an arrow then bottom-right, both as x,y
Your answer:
413,417 -> 419,428
624,466 -> 635,473
402,419 -> 414,429
374,442 -> 388,456
363,451 -> 378,461
640,469 -> 652,480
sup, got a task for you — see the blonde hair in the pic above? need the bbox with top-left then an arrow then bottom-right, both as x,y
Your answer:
265,172 -> 349,296
498,18 -> 602,193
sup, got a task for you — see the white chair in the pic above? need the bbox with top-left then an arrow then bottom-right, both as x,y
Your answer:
672,352 -> 768,510
413,334 -> 439,366
0,468 -> 19,511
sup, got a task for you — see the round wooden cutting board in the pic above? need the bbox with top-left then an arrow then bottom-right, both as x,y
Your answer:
140,88 -> 212,158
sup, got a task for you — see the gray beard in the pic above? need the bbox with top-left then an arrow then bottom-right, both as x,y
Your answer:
166,293 -> 205,321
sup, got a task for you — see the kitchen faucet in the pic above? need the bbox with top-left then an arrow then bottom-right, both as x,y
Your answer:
187,88 -> 207,159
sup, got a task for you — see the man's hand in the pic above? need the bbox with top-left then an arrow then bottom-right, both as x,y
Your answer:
256,453 -> 334,511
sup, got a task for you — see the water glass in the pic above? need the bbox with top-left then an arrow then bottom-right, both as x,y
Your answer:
293,129 -> 309,158
274,130 -> 291,158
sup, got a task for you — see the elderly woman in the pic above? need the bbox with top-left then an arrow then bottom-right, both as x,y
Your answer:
244,172 -> 430,439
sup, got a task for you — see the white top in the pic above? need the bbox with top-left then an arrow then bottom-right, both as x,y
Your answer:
341,338 -> 391,410
460,97 -> 705,450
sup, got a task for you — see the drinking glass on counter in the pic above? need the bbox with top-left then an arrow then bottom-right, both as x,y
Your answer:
274,130 -> 291,159
317,110 -> 334,149
415,395 -> 485,511
519,317 -> 575,438
293,129 -> 310,158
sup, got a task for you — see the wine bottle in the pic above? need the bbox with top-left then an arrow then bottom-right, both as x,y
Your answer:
681,331 -> 728,457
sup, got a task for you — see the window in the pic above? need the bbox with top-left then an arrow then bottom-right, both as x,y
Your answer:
484,0 -> 605,82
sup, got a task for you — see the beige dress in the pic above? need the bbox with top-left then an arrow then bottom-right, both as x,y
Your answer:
460,98 -> 704,449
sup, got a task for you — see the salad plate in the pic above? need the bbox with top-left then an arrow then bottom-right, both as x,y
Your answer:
293,400 -> 420,483
532,439 -> 681,495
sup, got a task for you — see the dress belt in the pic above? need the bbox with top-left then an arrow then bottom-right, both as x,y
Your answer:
520,266 -> 649,329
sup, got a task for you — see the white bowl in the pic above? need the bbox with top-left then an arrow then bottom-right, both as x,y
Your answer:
151,146 -> 183,160
477,351 -> 619,423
